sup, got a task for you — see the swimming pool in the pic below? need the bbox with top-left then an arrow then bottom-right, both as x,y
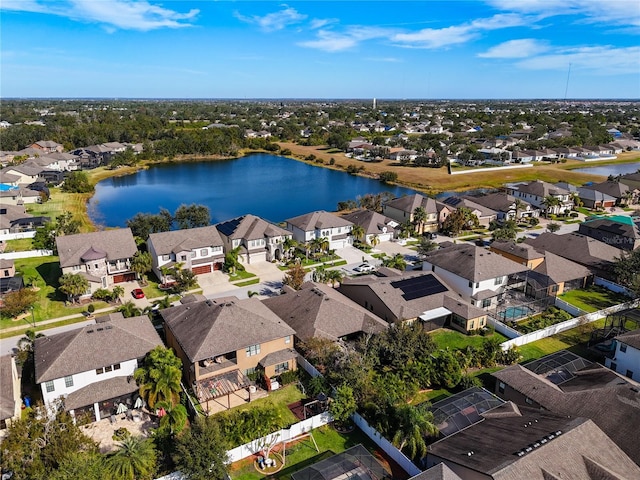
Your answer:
0,184 -> 18,191
498,305 -> 533,322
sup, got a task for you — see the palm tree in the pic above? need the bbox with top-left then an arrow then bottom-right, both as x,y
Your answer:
416,237 -> 438,258
319,237 -> 330,256
542,195 -> 560,218
111,285 -> 125,304
325,269 -> 344,287
350,224 -> 365,244
370,234 -> 380,249
412,206 -> 427,235
159,265 -> 173,285
58,273 -> 90,303
137,363 -> 182,410
118,301 -> 143,318
156,400 -> 188,435
513,198 -> 525,221
383,253 -> 407,271
391,405 -> 438,459
106,436 -> 157,480
130,251 -> 152,285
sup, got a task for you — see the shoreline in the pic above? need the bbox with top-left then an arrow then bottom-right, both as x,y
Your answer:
78,147 -> 639,231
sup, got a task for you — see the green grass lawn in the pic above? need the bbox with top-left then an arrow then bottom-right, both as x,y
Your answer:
4,238 -> 34,252
430,328 -> 508,351
235,278 -> 260,287
518,319 -> 607,362
1,256 -> 107,329
558,286 -> 630,313
230,426 -> 387,480
228,270 -> 258,281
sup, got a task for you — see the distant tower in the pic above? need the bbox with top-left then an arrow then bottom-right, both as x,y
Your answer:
373,98 -> 376,110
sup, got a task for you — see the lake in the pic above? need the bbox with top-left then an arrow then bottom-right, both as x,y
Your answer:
571,161 -> 640,177
88,153 -> 417,227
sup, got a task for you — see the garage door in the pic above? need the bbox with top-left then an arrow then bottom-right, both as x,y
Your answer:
192,265 -> 212,275
113,273 -> 136,283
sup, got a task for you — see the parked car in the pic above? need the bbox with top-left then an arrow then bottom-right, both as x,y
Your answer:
354,263 -> 376,273
131,288 -> 145,299
426,232 -> 438,240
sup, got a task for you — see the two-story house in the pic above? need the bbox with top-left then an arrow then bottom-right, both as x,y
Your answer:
382,194 -> 451,234
0,355 -> 21,435
34,312 -> 163,422
340,209 -> 396,243
147,226 -> 225,280
162,297 -> 296,412
422,243 -> 529,309
578,215 -> 640,251
56,228 -> 138,295
442,196 -> 497,227
467,192 -> 538,222
605,329 -> 640,381
285,210 -> 353,250
216,214 -> 291,264
28,140 -> 64,154
507,180 -> 573,215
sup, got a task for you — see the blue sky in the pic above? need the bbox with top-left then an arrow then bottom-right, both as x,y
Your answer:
1,1 -> 639,99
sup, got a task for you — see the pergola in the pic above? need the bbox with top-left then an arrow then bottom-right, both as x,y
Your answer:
194,369 -> 253,412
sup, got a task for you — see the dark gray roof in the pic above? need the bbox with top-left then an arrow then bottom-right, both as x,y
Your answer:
490,240 -> 543,261
428,404 -> 640,480
0,355 -> 18,421
579,217 -> 640,240
161,297 -> 295,363
216,214 -> 289,240
64,375 -> 139,411
576,187 -> 616,203
410,464 -> 463,480
148,226 -> 223,255
424,243 -> 528,282
263,282 -> 388,341
582,180 -> 630,199
531,251 -> 592,285
383,193 -> 442,215
493,357 -> 640,464
444,196 -> 497,218
340,209 -> 396,236
467,192 -> 530,213
615,328 -> 640,350
513,180 -> 569,197
524,232 -> 624,272
285,210 -> 353,231
56,228 -> 137,268
34,313 -> 163,383
258,348 -> 298,367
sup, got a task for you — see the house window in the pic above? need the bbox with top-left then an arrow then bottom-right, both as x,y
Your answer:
285,336 -> 291,344
190,251 -> 196,258
475,282 -> 479,288
620,344 -> 627,353
114,363 -> 120,370
245,367 -> 256,376
494,276 -> 503,285
64,375 -> 74,388
432,265 -> 435,272
498,381 -> 505,394
246,344 -> 261,357
626,370 -> 634,379
162,255 -> 170,261
72,265 -> 81,271
610,362 -> 617,371
525,397 -> 533,405
181,255 -> 187,261
468,281 -> 473,288
45,380 -> 55,393
200,248 -> 207,256
94,264 -> 99,269
275,362 -> 289,374
482,298 -> 491,308
469,321 -> 474,330
105,365 -> 113,373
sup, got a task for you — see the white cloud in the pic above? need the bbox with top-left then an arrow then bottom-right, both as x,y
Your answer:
486,0 -> 640,27
391,25 -> 476,49
366,57 -> 402,63
0,0 -> 198,31
309,18 -> 337,30
479,39 -> 549,58
299,26 -> 393,52
516,45 -> 640,74
235,5 -> 307,32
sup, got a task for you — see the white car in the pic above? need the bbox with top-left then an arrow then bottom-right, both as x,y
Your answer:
354,263 -> 376,273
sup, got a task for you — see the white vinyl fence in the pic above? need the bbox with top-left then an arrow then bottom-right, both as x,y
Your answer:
487,317 -> 521,339
500,299 -> 640,351
0,231 -> 37,242
449,163 -> 533,175
594,276 -> 635,297
554,297 -> 587,317
351,413 -> 421,477
0,250 -> 53,259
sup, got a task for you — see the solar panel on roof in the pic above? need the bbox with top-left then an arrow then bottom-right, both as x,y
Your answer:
216,217 -> 243,237
391,274 -> 448,301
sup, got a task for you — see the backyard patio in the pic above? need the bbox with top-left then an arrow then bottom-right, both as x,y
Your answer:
80,410 -> 158,453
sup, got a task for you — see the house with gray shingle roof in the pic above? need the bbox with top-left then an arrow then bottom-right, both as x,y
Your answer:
263,281 -> 388,342
507,180 -> 573,215
216,214 -> 291,264
582,180 -> 638,205
443,196 -> 497,227
340,209 -> 396,243
422,243 -> 528,310
0,204 -> 49,235
34,312 -> 162,422
161,297 -> 296,411
382,194 -> 451,234
605,329 -> 640,381
148,225 -> 224,279
524,232 -> 625,279
493,351 -> 640,465
56,228 -> 138,296
554,183 -> 617,210
467,192 -> 538,222
338,269 -> 488,333
285,210 -> 354,250
578,215 -> 640,251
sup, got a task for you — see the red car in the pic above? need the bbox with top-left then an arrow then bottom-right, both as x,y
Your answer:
132,288 -> 145,299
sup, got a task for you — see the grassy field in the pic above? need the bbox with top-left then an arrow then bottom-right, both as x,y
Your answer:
558,286 -> 631,313
430,328 -> 508,350
278,143 -> 640,195
26,188 -> 95,232
3,238 -> 34,252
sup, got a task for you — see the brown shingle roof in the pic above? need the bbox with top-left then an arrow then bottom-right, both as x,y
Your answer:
56,228 -> 137,268
263,282 -> 388,341
161,297 -> 295,363
383,194 -> 441,214
531,251 -> 591,285
216,214 -> 289,241
615,328 -> 640,350
34,313 -> 163,383
516,180 -> 570,197
424,243 -> 528,282
490,240 -> 544,261
0,355 -> 18,421
64,375 -> 139,411
148,226 -> 223,255
340,209 -> 396,236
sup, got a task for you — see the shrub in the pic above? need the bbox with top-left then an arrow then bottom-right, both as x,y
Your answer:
279,369 -> 298,385
112,427 -> 131,441
87,304 -> 95,314
92,288 -> 113,302
329,157 -> 335,165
